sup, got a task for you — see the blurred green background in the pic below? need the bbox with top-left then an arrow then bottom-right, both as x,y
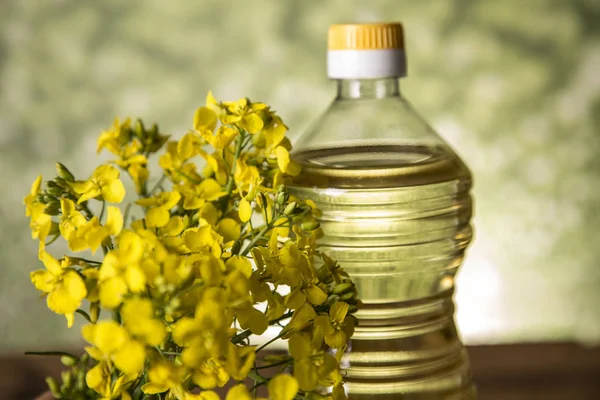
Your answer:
1,0 -> 599,349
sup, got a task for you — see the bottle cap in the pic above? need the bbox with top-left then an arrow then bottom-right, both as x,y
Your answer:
327,23 -> 406,79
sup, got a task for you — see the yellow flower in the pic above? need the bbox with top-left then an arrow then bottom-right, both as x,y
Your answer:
268,373 -> 299,400
283,244 -> 328,309
177,178 -> 225,210
182,226 -> 223,258
126,162 -> 149,195
314,301 -> 356,350
282,303 -> 316,336
98,231 -> 147,308
194,105 -> 218,132
58,199 -> 86,240
30,251 -> 87,327
101,131 -> 149,194
191,357 -> 229,389
24,175 -> 43,217
172,288 -> 231,367
71,164 -> 126,204
288,332 -> 338,392
216,218 -> 241,243
86,360 -> 136,400
159,141 -> 185,176
28,203 -> 53,243
177,131 -> 205,160
200,126 -> 238,151
202,152 -> 229,185
234,158 -> 260,193
224,342 -> 255,381
226,384 -> 257,400
235,303 -> 268,335
82,320 -> 146,375
59,199 -> 123,253
275,145 -> 301,176
136,191 -> 181,228
121,297 -> 166,346
221,97 -> 265,134
238,197 -> 252,223
96,117 -> 131,155
141,359 -> 186,396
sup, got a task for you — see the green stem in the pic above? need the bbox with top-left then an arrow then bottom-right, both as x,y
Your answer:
25,351 -> 78,359
44,235 -> 60,246
174,168 -> 201,184
255,333 -> 282,353
99,200 -> 106,223
123,202 -> 133,225
230,311 -> 293,345
255,358 -> 293,370
270,310 -> 294,325
148,174 -> 167,197
219,130 -> 247,213
240,219 -> 275,256
76,258 -> 102,265
75,309 -> 92,323
231,329 -> 253,345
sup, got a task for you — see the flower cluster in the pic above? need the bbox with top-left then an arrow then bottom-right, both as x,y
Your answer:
25,93 -> 360,400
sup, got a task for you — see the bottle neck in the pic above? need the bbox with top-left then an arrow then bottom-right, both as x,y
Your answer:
336,77 -> 400,100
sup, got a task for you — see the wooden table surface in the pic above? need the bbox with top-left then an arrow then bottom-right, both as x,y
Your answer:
1,342 -> 599,399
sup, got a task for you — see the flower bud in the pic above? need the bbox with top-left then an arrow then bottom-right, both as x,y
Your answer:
47,186 -> 64,197
339,290 -> 358,302
348,303 -> 359,314
298,205 -> 312,216
135,119 -> 145,138
53,177 -> 69,189
44,201 -> 61,216
45,181 -> 59,189
36,194 -> 48,204
90,302 -> 100,323
231,240 -> 242,255
56,162 -> 75,182
301,220 -> 320,231
61,370 -> 72,391
246,184 -> 258,202
257,192 -> 267,207
170,297 -> 181,310
332,281 -> 355,295
46,377 -> 61,397
283,202 -> 297,216
43,194 -> 57,204
60,355 -> 76,367
276,192 -> 287,206
76,368 -> 86,391
150,124 -> 159,138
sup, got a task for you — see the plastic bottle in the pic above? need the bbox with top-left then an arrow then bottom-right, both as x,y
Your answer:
290,23 -> 476,399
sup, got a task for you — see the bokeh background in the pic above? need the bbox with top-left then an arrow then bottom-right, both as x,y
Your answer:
1,0 -> 599,350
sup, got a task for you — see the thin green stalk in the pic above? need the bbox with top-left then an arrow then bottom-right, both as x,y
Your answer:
240,223 -> 272,256
255,358 -> 293,370
123,202 -> 133,225
76,258 -> 102,265
220,130 -> 247,213
174,169 -> 201,184
148,174 -> 167,196
25,351 -> 78,358
99,200 -> 106,222
75,309 -> 92,323
44,235 -> 60,246
255,333 -> 283,353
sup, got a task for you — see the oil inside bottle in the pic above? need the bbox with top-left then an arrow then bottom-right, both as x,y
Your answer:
290,144 -> 476,399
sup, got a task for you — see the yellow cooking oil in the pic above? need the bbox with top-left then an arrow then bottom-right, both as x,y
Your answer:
289,143 -> 475,399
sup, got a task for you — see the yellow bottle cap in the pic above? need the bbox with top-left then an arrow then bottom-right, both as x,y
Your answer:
328,23 -> 404,50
